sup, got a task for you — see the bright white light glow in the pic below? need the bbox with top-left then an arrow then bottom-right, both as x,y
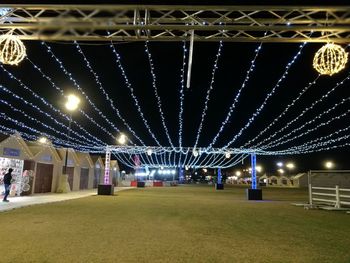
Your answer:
277,162 -> 283,167
235,171 -> 241,176
286,162 -> 295,169
65,94 -> 80,111
278,169 -> 284,174
146,148 -> 153,156
225,152 -> 231,159
38,137 -> 48,144
117,133 -> 127,144
325,161 -> 334,169
256,166 -> 262,173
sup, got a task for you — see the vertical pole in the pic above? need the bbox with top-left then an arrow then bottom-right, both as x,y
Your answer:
308,183 -> 313,206
251,153 -> 257,190
63,113 -> 72,175
186,30 -> 194,89
217,168 -> 222,184
104,146 -> 111,184
179,168 -> 184,183
335,185 -> 340,209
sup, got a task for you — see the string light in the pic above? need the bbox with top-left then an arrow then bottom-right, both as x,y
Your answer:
243,75 -> 320,148
222,42 -> 307,149
251,71 -> 350,149
313,43 -> 348,76
260,99 -> 350,150
193,40 -> 223,148
0,65 -> 106,146
0,32 -> 26,65
144,41 -> 174,148
42,43 -> 124,139
74,42 -> 144,145
178,40 -> 187,148
208,42 -> 264,149
109,38 -> 161,146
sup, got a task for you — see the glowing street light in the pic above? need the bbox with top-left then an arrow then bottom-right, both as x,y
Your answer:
65,94 -> 80,111
256,165 -> 263,173
203,168 -> 207,173
225,152 -> 231,159
117,133 -> 127,144
235,171 -> 241,176
192,149 -> 199,157
146,148 -> 153,156
63,94 -> 80,177
325,161 -> 334,169
278,169 -> 285,174
286,162 -> 295,169
277,162 -> 283,167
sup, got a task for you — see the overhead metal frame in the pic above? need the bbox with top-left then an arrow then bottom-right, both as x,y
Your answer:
0,5 -> 350,42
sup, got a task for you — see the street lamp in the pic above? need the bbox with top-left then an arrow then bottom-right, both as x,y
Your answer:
277,162 -> 283,167
325,161 -> 334,169
117,133 -> 127,145
277,169 -> 285,174
63,94 -> 80,175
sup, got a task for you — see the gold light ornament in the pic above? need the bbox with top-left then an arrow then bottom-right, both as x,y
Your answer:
0,33 -> 26,65
313,43 -> 348,76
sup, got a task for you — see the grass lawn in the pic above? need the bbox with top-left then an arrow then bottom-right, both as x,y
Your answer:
0,185 -> 349,263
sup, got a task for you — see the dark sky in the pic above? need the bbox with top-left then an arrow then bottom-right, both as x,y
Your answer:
1,2 -> 350,172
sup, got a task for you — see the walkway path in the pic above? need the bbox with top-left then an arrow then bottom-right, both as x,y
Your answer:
0,187 -> 134,213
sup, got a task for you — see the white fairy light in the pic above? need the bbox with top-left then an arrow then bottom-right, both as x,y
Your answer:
222,42 -> 307,149
109,38 -> 161,146
74,42 -> 144,145
208,42 -> 264,149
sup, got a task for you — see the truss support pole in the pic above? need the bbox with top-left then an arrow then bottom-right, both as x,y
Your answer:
98,146 -> 114,195
246,153 -> 262,200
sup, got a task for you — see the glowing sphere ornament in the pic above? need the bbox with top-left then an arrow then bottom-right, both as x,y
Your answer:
0,33 -> 26,65
313,43 -> 348,76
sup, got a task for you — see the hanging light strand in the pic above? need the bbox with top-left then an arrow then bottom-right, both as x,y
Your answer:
208,41 -> 264,149
178,40 -> 187,149
0,65 -> 107,146
144,41 -> 174,148
74,42 -> 144,145
222,42 -> 307,149
193,40 -> 223,149
42,43 -> 123,140
251,71 -> 350,149
108,37 -> 161,146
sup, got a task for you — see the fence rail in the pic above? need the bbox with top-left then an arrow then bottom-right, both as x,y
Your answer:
309,184 -> 350,209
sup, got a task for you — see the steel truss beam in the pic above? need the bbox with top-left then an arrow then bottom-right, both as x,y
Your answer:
1,5 -> 350,42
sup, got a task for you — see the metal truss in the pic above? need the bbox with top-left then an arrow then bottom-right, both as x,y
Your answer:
1,5 -> 350,42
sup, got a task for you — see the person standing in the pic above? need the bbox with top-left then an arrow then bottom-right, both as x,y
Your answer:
3,168 -> 13,202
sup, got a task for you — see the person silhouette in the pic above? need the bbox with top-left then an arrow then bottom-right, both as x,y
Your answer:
3,168 -> 13,202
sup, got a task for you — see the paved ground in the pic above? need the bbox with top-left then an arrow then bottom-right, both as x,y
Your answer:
0,187 -> 134,213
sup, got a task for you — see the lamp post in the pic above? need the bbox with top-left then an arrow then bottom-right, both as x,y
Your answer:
286,162 -> 295,176
63,94 -> 80,175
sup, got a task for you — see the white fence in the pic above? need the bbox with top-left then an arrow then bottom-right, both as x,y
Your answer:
309,184 -> 350,208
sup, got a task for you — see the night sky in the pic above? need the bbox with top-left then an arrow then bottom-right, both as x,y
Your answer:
1,1 -> 350,173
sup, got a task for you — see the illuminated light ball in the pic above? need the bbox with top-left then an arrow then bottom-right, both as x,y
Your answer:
313,43 -> 348,76
146,148 -> 153,156
225,152 -> 231,159
0,33 -> 26,65
192,149 -> 199,157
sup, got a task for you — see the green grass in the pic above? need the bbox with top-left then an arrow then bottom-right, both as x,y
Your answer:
1,185 -> 350,263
